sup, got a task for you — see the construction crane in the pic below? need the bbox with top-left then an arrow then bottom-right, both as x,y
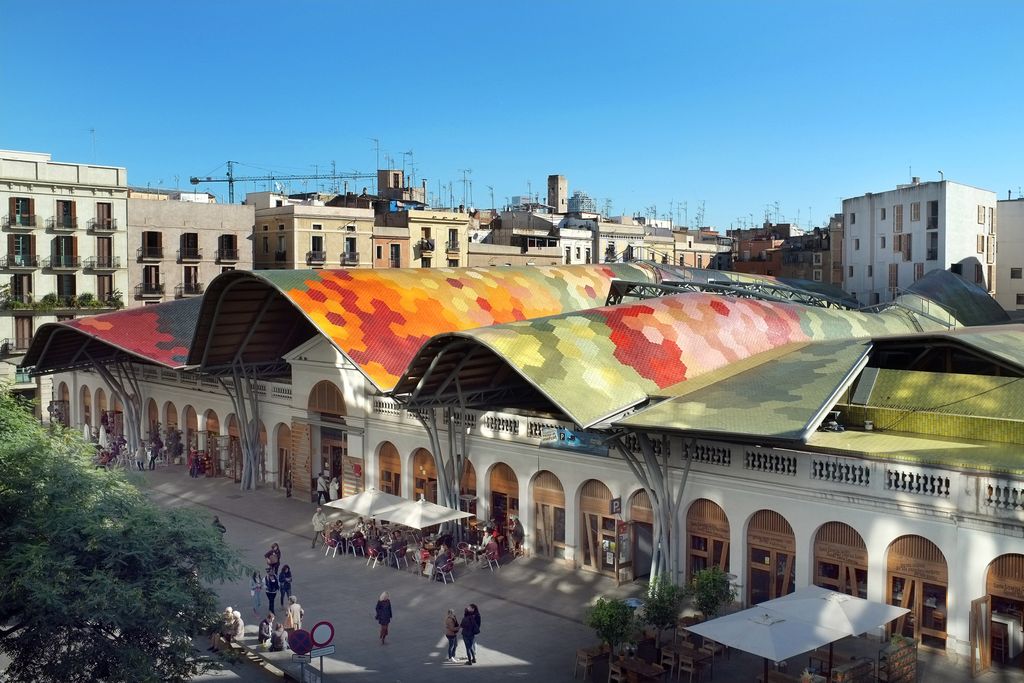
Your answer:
190,161 -> 376,203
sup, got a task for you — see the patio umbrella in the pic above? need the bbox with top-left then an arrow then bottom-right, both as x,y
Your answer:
760,585 -> 909,680
387,498 -> 473,530
686,606 -> 848,680
324,487 -> 411,519
98,424 -> 109,449
83,423 -> 92,441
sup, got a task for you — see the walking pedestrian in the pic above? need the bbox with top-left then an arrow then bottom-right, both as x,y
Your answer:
264,542 -> 281,574
278,564 -> 293,606
443,608 -> 460,661
250,571 -> 263,615
311,506 -> 328,549
509,516 -> 525,556
460,603 -> 481,665
315,472 -> 329,504
285,595 -> 304,632
258,612 -> 274,648
264,570 -> 279,613
375,591 -> 393,645
329,476 -> 339,502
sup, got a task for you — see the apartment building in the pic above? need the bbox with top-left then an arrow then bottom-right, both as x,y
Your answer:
842,179 -> 996,305
128,193 -> 253,304
248,192 -> 374,270
994,197 -> 1024,314
379,208 -> 471,268
0,150 -> 129,405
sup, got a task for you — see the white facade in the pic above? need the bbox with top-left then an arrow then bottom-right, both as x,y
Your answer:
995,198 -> 1024,313
1,150 -> 129,406
842,180 -> 996,305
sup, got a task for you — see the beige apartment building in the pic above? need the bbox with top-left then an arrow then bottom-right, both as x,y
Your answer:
0,149 -> 130,408
378,209 -> 471,268
128,192 -> 253,304
248,192 -> 374,270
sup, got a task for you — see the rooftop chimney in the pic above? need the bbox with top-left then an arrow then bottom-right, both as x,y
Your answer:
912,176 -> 921,185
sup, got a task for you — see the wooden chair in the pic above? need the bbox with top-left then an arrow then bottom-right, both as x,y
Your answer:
677,658 -> 698,683
573,645 -> 602,679
607,658 -> 626,683
659,647 -> 679,680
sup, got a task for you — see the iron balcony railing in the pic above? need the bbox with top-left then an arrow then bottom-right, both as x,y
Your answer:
134,282 -> 164,297
341,251 -> 359,266
418,239 -> 435,252
216,248 -> 239,262
926,249 -> 938,261
3,214 -> 38,228
6,293 -> 32,305
1,254 -> 38,269
388,258 -> 401,268
84,256 -> 121,270
445,240 -> 460,252
175,282 -> 204,297
14,368 -> 32,384
47,216 -> 78,231
88,218 -> 118,232
177,248 -> 202,262
137,246 -> 164,260
274,250 -> 287,262
43,255 -> 81,269
306,250 -> 326,265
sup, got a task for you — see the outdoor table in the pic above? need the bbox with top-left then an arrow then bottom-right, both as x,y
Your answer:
664,641 -> 713,679
617,655 -> 664,682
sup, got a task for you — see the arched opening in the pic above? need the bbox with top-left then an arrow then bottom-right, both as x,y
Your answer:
813,522 -> 867,598
275,422 -> 291,490
488,462 -> 519,538
52,381 -> 70,427
747,509 -> 795,604
886,535 -> 948,650
985,554 -> 1024,666
163,401 -> 178,428
183,405 -> 198,451
226,415 -> 242,483
412,448 -> 437,503
80,385 -> 92,427
531,470 -> 565,560
377,442 -> 401,496
307,380 -> 353,495
579,479 -> 615,577
687,499 -> 730,582
146,398 -> 159,436
203,410 -> 220,476
255,420 -> 268,484
628,489 -> 654,581
95,387 -> 106,414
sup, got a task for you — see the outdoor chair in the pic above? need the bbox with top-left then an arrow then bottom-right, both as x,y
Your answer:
391,545 -> 409,569
573,645 -> 604,680
659,647 -> 679,680
366,546 -> 386,568
457,542 -> 475,566
607,658 -> 626,683
433,559 -> 456,584
677,658 -> 697,683
484,547 -> 500,572
347,537 -> 365,557
324,537 -> 340,558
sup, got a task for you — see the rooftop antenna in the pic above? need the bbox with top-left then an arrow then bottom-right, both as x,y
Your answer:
603,199 -> 612,217
695,200 -> 705,228
460,169 -> 472,207
368,138 -> 380,193
89,127 -> 96,161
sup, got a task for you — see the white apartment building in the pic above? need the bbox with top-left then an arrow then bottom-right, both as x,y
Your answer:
842,179 -> 996,305
995,197 -> 1024,314
1,150 -> 129,406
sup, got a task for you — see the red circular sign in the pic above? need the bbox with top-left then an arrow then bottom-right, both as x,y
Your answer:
287,628 -> 313,655
310,620 -> 334,647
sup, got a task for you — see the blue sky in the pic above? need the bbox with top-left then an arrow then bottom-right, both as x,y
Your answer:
2,1 -> 1022,229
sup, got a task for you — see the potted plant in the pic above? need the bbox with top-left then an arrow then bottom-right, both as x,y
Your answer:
687,566 -> 737,621
642,574 -> 687,647
585,597 -> 636,657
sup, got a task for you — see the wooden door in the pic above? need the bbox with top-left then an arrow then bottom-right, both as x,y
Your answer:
970,595 -> 992,677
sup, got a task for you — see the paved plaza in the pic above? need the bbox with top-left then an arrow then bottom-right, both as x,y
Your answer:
140,467 -> 1020,682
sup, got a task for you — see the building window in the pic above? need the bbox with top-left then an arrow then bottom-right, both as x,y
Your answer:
14,316 -> 33,349
575,246 -> 581,259
975,263 -> 984,283
421,257 -> 432,268
10,197 -> 35,226
183,265 -> 199,287
867,265 -> 873,277
1012,268 -> 1022,280
56,274 -> 75,301
277,235 -> 285,252
848,265 -> 854,277
55,200 -> 76,228
312,223 -> 322,231
97,274 -> 112,300
585,248 -> 591,263
278,224 -> 285,231
911,202 -> 920,222
262,224 -> 269,231
880,236 -> 886,249
389,244 -> 400,268
1017,294 -> 1024,306
880,208 -> 887,220
311,235 -> 324,252
978,205 -> 986,224
222,266 -> 234,273
447,259 -> 459,267
850,213 -> 856,225
11,273 -> 32,302
927,201 -> 939,229
990,207 -> 996,234
854,239 -> 860,250
565,247 -> 571,264
977,235 -> 985,254
812,269 -> 822,282
914,263 -> 924,282
376,245 -> 383,260
893,204 -> 903,232
888,263 -> 899,290
262,236 -> 269,254
813,252 -> 822,266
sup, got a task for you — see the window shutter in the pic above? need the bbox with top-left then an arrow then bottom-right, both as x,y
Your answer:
72,236 -> 78,257
7,234 -> 14,254
28,198 -> 35,217
7,197 -> 15,219
29,235 -> 35,255
70,200 -> 77,221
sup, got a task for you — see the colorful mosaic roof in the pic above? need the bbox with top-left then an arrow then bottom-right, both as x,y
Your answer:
192,263 -> 655,390
615,340 -> 871,441
905,269 -> 1008,326
405,291 -> 943,427
22,297 -> 202,371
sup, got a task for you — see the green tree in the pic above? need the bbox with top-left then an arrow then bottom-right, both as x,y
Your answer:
642,574 -> 687,646
585,597 -> 637,654
687,566 -> 737,621
0,389 -> 246,683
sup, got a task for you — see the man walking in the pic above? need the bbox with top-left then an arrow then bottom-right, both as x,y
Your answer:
311,506 -> 328,549
315,472 -> 330,504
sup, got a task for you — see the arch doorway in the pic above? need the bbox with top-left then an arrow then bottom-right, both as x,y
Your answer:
378,442 -> 401,496
80,385 -> 92,427
628,489 -> 654,581
747,509 -> 795,604
686,499 -> 730,582
489,462 -> 519,535
275,422 -> 291,490
531,471 -> 565,560
813,522 -> 867,598
886,535 -> 948,650
579,479 -> 616,577
308,380 -> 355,495
183,406 -> 198,450
412,448 -> 437,503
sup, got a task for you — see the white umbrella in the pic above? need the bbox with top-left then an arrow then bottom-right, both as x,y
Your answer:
387,498 -> 473,530
324,487 -> 410,519
83,423 -> 92,441
98,424 -> 109,449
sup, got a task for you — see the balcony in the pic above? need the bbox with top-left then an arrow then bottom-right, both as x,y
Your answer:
84,256 -> 121,271
5,293 -> 33,306
306,250 -> 326,265
340,251 -> 359,266
388,258 -> 401,268
47,216 -> 78,232
137,246 -> 164,261
0,254 -> 38,270
14,367 -> 33,384
177,248 -> 202,262
175,282 -> 204,298
42,255 -> 81,270
927,217 -> 938,230
445,240 -> 460,253
3,214 -> 38,229
927,249 -> 938,261
216,247 -> 239,262
274,250 -> 287,262
88,218 -> 118,233
134,282 -> 165,298
1,337 -> 33,354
